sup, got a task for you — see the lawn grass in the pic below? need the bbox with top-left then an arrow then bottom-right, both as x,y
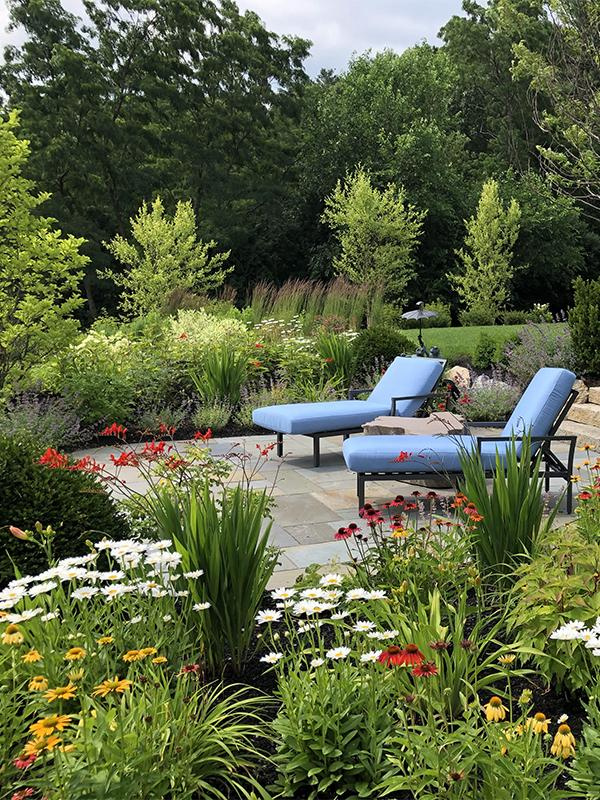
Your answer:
401,323 -> 564,364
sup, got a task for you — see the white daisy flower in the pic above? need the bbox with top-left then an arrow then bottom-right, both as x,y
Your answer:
57,567 -> 89,582
28,581 -> 57,597
331,611 -> 351,620
319,573 -> 343,587
365,590 -> 387,600
270,587 -> 296,600
162,614 -> 173,622
176,590 -> 189,597
127,615 -> 143,625
326,646 -> 351,660
184,570 -> 204,579
0,587 -> 27,603
41,612 -> 59,622
256,609 -> 282,624
97,570 -> 125,582
193,602 -> 211,611
360,650 -> 382,663
310,657 -> 325,667
345,588 -> 369,601
276,600 -> 295,609
71,587 -> 99,600
300,588 -> 325,600
320,589 -> 342,602
353,620 -> 376,632
4,608 -> 43,623
260,652 -> 284,664
101,583 -> 133,599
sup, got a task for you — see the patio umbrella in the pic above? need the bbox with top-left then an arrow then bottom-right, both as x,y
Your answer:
401,301 -> 438,350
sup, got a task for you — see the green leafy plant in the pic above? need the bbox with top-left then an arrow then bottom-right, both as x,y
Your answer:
449,178 -> 521,325
148,482 -> 278,674
104,197 -> 232,317
322,166 -> 426,302
192,401 -> 233,432
190,346 -> 249,407
569,276 -> 600,377
0,111 -> 86,396
273,660 -> 398,799
472,331 -> 499,369
0,433 -> 127,582
568,693 -> 600,798
351,325 -> 414,377
459,436 -> 558,579
316,331 -> 355,388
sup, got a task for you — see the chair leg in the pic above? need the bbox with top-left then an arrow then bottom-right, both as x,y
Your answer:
357,474 -> 365,509
276,432 -> 283,458
567,480 -> 573,515
313,436 -> 320,468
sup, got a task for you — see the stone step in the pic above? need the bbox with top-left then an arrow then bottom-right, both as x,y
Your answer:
558,419 -> 600,452
589,386 -> 600,405
567,402 -> 600,427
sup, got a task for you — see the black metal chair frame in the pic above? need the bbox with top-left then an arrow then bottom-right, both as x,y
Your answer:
274,365 -> 450,468
355,389 -> 579,513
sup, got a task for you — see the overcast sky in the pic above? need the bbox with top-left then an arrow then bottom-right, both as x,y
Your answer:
0,0 -> 463,73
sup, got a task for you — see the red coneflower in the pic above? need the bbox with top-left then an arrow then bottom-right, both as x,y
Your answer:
412,660 -> 438,678
378,644 -> 424,667
334,527 -> 352,541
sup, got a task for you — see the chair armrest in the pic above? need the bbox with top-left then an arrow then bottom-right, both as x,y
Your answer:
468,421 -> 506,428
475,434 -> 577,452
391,393 -> 436,415
348,387 -> 373,400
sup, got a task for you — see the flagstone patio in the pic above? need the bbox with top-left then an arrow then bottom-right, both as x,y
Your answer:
74,427 -> 585,588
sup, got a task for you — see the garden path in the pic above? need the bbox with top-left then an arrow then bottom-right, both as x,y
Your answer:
73,429 -> 586,588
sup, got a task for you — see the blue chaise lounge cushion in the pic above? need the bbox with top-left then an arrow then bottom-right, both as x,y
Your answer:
252,356 -> 445,436
343,367 -> 576,474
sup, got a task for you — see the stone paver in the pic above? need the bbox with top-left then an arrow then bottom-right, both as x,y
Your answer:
73,429 -> 595,588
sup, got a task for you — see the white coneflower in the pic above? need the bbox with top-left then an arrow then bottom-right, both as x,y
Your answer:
353,620 -> 376,632
326,646 -> 351,660
260,652 -> 284,664
255,609 -> 282,625
360,650 -> 382,663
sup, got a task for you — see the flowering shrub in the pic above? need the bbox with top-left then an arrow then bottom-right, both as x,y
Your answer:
504,322 -> 574,386
0,530 -> 269,799
460,374 -> 520,422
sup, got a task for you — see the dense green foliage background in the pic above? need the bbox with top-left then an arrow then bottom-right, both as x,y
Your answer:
0,0 -> 598,318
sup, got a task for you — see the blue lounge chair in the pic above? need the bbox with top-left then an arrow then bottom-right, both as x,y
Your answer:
343,367 -> 578,511
252,356 -> 446,467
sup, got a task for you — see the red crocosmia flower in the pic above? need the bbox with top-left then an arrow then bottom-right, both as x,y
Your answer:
324,357 -> 334,363
393,451 -> 412,463
193,428 -> 213,442
109,451 -> 139,468
164,456 -> 187,470
100,422 -> 127,439
14,754 -> 37,770
412,660 -> 438,678
256,442 -> 276,457
250,360 -> 262,368
11,790 -> 35,800
159,422 -> 176,436
335,527 -> 352,540
38,447 -> 69,469
141,440 -> 169,460
578,491 -> 593,501
254,343 -> 264,348
70,455 -> 102,473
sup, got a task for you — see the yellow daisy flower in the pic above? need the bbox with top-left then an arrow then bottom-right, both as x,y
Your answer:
22,736 -> 62,756
68,668 -> 85,682
140,646 -> 158,657
483,696 -> 507,722
22,649 -> 42,663
44,682 -> 77,702
92,676 -> 133,698
498,654 -> 516,667
122,649 -> 144,662
97,636 -> 114,645
526,712 -> 550,734
551,724 -> 576,759
64,647 -> 86,661
2,623 -> 24,645
30,714 -> 72,739
28,675 -> 49,692
152,656 -> 167,664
